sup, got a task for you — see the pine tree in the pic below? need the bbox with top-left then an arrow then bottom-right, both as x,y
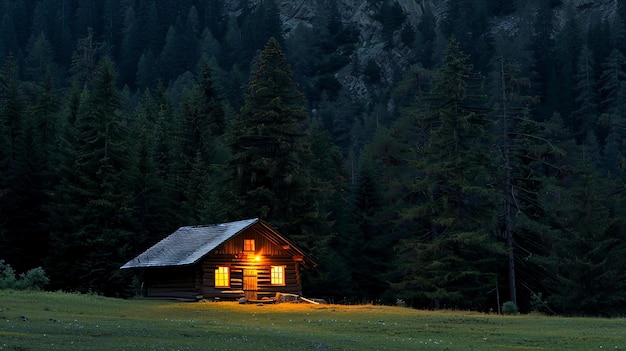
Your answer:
394,38 -> 503,309
69,28 -> 101,88
597,49 -> 626,179
598,49 -> 626,117
516,112 -> 579,311
48,58 -> 135,294
572,45 -> 598,141
137,0 -> 161,54
344,160 -> 391,301
0,54 -> 42,273
135,49 -> 158,92
543,146 -> 626,315
553,6 -> 583,124
125,88 -> 175,251
228,37 -> 316,247
119,5 -> 141,87
24,32 -> 60,83
174,58 -> 228,225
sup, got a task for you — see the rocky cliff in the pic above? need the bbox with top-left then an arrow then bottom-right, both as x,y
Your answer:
226,0 -> 620,101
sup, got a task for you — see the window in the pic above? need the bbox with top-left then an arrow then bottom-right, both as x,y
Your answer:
244,239 -> 255,252
214,266 -> 230,287
270,266 -> 285,285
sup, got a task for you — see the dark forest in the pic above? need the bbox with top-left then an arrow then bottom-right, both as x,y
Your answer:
1,0 -> 625,315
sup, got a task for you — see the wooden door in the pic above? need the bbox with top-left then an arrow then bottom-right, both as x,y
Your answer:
243,269 -> 257,300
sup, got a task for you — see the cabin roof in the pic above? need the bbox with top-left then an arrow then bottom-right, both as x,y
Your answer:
120,218 -> 316,269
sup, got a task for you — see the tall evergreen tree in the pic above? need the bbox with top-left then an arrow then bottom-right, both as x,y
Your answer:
441,0 -> 490,68
174,58 -> 228,225
393,38 -> 503,309
228,37 -> 318,249
119,5 -> 141,87
530,1 -> 557,118
0,54 -> 44,273
48,58 -> 134,294
137,0 -> 161,54
572,45 -> 598,141
543,146 -> 626,315
598,49 -> 626,117
553,6 -> 583,123
125,87 -> 176,250
342,160 -> 391,301
24,32 -> 60,83
597,48 -> 626,177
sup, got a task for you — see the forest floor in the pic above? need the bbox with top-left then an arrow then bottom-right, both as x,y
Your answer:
0,290 -> 624,350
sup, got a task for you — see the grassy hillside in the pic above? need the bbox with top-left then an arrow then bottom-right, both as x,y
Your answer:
0,290 -> 624,350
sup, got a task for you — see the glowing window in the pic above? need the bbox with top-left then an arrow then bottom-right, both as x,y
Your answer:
214,266 -> 230,287
270,266 -> 285,285
244,239 -> 255,252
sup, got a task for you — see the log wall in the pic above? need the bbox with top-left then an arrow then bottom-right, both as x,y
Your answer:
142,229 -> 304,300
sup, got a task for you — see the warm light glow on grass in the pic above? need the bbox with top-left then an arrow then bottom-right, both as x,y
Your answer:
2,291 -> 625,351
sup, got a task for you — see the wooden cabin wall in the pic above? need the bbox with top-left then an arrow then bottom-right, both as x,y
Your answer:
201,255 -> 302,299
211,228 -> 284,256
143,266 -> 201,300
139,227 -> 309,300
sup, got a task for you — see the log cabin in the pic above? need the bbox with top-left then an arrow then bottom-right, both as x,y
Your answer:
121,218 -> 316,301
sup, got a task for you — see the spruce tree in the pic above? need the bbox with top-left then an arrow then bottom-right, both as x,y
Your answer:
49,58 -> 134,294
394,38 -> 502,309
543,145 -> 626,315
228,37 -> 316,247
126,88 -> 175,251
173,59 -> 228,225
572,45 -> 598,141
344,160 -> 391,301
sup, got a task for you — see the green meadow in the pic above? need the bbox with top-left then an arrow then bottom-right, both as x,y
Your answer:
0,290 -> 624,350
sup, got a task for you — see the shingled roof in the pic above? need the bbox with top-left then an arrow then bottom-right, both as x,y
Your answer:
120,218 -> 316,269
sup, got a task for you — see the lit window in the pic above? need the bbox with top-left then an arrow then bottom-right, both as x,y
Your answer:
270,266 -> 285,285
215,266 -> 230,287
244,239 -> 255,252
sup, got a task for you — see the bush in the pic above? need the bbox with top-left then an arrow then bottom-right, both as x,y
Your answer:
0,260 -> 18,289
0,260 -> 49,290
502,301 -> 519,315
18,267 -> 49,290
530,292 -> 549,313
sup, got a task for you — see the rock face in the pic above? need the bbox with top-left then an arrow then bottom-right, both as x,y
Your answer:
272,0 -> 435,101
225,0 -> 619,101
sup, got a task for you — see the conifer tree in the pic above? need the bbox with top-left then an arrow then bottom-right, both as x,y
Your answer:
24,32 -> 60,83
597,49 -> 626,179
174,58 -> 228,225
119,5 -> 141,87
572,45 -> 598,141
344,160 -> 391,300
49,58 -> 134,294
126,88 -> 175,249
228,37 -> 318,248
394,38 -> 502,309
553,7 -> 583,123
542,145 -> 626,315
599,49 -> 626,117
0,54 -> 39,272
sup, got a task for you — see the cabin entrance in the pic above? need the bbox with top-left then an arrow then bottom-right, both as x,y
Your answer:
243,268 -> 258,300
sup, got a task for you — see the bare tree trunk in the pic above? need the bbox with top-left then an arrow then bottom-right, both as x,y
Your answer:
501,58 -> 517,306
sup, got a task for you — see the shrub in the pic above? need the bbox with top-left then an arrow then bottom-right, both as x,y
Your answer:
0,260 -> 17,289
502,301 -> 519,315
0,260 -> 49,290
530,292 -> 549,313
18,267 -> 50,290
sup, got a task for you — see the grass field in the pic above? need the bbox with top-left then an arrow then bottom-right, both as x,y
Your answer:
0,290 -> 624,350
